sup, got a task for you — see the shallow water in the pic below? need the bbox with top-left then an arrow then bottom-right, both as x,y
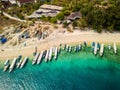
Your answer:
0,46 -> 120,90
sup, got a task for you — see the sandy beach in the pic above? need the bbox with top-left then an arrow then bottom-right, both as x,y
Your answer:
0,27 -> 120,60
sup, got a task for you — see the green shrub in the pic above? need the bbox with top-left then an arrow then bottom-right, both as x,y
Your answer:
50,17 -> 57,23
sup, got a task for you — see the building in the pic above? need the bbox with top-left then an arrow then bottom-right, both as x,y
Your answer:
40,4 -> 63,11
1,0 -> 17,6
17,0 -> 36,7
9,0 -> 17,5
0,0 -> 12,9
28,4 -> 63,18
67,12 -> 81,21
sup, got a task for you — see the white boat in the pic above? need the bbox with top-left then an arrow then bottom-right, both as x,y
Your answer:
78,44 -> 81,50
74,46 -> 77,52
108,44 -> 111,50
9,58 -> 17,73
66,45 -> 69,51
58,47 -> 61,53
54,47 -> 58,60
3,64 -> 10,72
4,59 -> 9,66
49,47 -> 53,61
20,57 -> 28,69
3,60 -> 10,72
32,52 -> 40,65
63,44 -> 66,50
17,59 -> 23,68
94,43 -> 98,55
113,43 -> 117,54
69,46 -> 72,52
100,44 -> 104,56
45,49 -> 49,62
37,51 -> 43,64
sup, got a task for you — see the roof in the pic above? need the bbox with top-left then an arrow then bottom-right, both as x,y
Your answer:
67,12 -> 81,20
1,0 -> 9,1
40,4 -> 63,11
36,9 -> 51,13
9,0 -> 16,4
18,0 -> 34,4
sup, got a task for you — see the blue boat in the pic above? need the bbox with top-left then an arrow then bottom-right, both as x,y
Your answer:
91,48 -> 94,52
91,42 -> 95,52
76,46 -> 79,52
92,42 -> 95,47
97,43 -> 100,50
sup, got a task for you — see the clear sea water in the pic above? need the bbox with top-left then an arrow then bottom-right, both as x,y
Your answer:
0,46 -> 120,90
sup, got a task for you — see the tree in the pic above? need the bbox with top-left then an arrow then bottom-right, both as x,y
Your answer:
63,21 -> 69,28
72,20 -> 78,29
79,18 -> 87,28
62,10 -> 70,16
107,25 -> 114,32
50,17 -> 57,23
56,12 -> 65,21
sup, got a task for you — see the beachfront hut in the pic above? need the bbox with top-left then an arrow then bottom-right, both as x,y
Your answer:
27,4 -> 63,18
1,0 -> 12,8
67,12 -> 81,21
9,0 -> 17,5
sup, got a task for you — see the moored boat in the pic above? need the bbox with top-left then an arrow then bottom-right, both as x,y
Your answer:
3,59 -> 10,72
113,43 -> 117,54
54,47 -> 58,60
37,51 -> 43,64
108,44 -> 111,50
9,58 -> 17,73
49,47 -> 53,61
32,52 -> 40,65
20,57 -> 28,69
45,49 -> 49,62
94,43 -> 98,55
100,44 -> 104,56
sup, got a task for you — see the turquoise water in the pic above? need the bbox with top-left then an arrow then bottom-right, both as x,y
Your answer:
0,46 -> 120,90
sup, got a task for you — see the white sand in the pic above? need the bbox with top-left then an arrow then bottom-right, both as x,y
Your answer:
0,26 -> 120,60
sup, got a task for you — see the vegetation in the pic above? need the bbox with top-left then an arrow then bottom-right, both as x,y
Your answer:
1,0 -> 120,32
5,1 -> 43,19
56,12 -> 65,20
72,20 -> 78,29
50,0 -> 120,32
0,15 -> 21,33
63,21 -> 69,28
50,17 -> 57,23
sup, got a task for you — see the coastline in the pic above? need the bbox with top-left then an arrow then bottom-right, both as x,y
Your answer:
0,30 -> 120,60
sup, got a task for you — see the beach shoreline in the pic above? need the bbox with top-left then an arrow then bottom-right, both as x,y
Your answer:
0,30 -> 120,60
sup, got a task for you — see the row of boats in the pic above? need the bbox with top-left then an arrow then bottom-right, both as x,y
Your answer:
3,42 -> 118,73
92,42 -> 117,56
62,44 -> 82,52
62,42 -> 117,57
32,47 -> 59,65
3,56 -> 28,72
